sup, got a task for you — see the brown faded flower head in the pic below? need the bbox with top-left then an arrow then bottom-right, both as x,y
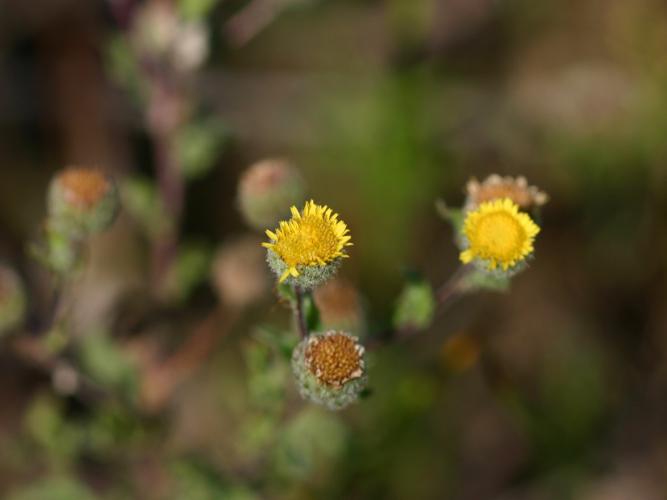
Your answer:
305,331 -> 365,388
465,174 -> 548,211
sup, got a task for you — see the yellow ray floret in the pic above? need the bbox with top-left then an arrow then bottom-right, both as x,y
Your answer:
459,198 -> 540,271
262,200 -> 352,282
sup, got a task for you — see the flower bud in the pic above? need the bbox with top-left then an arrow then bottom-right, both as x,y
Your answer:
0,265 -> 26,336
313,278 -> 364,335
291,331 -> 367,410
48,168 -> 119,237
211,235 -> 270,308
131,1 -> 209,73
131,1 -> 179,61
238,159 -> 306,230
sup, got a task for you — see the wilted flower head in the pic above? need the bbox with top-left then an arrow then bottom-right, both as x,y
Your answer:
465,175 -> 548,212
460,198 -> 540,273
48,168 -> 119,237
238,159 -> 306,230
263,200 -> 352,289
292,331 -> 367,410
211,235 -> 269,308
0,265 -> 26,336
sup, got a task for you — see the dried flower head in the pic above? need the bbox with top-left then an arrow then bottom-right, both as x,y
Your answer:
238,159 -> 306,230
292,331 -> 367,410
263,200 -> 352,289
48,168 -> 119,237
305,332 -> 365,387
460,198 -> 540,272
465,175 -> 548,212
0,265 -> 26,336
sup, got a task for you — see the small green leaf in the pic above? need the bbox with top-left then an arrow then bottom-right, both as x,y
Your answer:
120,176 -> 170,239
79,330 -> 137,397
276,282 -> 295,302
106,35 -> 146,101
435,198 -> 463,234
178,0 -> 219,21
167,241 -> 213,302
302,292 -> 321,332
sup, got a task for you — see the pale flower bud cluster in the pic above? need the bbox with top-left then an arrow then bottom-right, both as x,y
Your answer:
131,1 -> 209,74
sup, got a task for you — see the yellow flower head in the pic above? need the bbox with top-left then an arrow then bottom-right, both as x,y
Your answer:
262,200 -> 352,283
459,198 -> 540,271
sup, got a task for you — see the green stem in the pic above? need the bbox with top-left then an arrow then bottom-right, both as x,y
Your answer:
293,285 -> 308,339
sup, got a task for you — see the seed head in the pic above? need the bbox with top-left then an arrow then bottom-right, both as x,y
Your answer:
292,331 -> 367,410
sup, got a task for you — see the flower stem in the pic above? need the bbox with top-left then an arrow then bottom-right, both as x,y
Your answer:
293,285 -> 308,339
435,264 -> 471,312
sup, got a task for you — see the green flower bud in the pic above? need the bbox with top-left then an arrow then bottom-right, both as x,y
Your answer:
291,331 -> 367,411
238,159 -> 306,230
48,168 -> 119,237
0,265 -> 27,336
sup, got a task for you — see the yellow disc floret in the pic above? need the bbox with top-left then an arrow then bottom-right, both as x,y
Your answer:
262,200 -> 352,283
459,198 -> 540,271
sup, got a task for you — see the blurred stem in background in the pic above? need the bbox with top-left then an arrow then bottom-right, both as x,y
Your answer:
107,0 -> 222,302
147,76 -> 186,295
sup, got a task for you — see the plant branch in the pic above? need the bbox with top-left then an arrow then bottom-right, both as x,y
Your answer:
139,307 -> 239,412
369,265 -> 472,350
435,264 -> 471,314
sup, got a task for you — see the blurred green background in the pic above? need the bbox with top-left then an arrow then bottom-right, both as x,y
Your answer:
1,0 -> 667,499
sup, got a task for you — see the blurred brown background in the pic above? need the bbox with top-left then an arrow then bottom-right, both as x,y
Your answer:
0,0 -> 666,499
